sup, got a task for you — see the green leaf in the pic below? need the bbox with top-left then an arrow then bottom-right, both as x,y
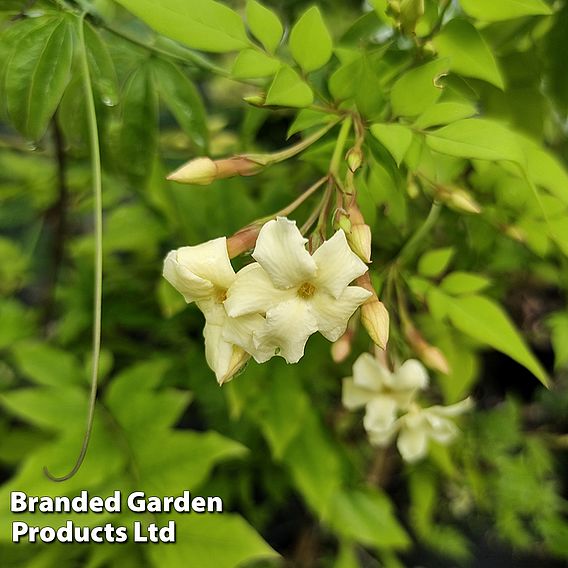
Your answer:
418,247 -> 454,277
11,341 -> 84,387
446,294 -> 549,386
547,313 -> 568,369
147,514 -> 278,568
0,300 -> 35,349
114,0 -> 250,52
390,58 -> 450,117
287,108 -> 335,138
426,119 -> 524,164
289,6 -> 333,72
370,123 -> 413,166
84,21 -> 119,107
114,66 -> 158,181
414,102 -> 478,129
433,19 -> 504,89
441,272 -> 492,295
1,387 -> 86,431
328,489 -> 410,550
4,16 -> 73,141
253,367 -> 309,460
135,431 -> 247,494
151,58 -> 208,151
459,0 -> 552,21
231,48 -> 280,78
265,66 -> 313,107
245,0 -> 283,53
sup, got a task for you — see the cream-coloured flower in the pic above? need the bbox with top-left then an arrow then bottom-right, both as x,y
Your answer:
225,217 -> 371,364
368,398 -> 474,463
342,353 -> 429,435
163,237 -> 262,384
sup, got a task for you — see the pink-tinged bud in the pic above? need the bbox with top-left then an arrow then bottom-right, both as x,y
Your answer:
227,223 -> 263,258
218,347 -> 250,385
331,313 -> 359,363
167,157 -> 217,185
356,273 -> 389,349
346,147 -> 363,172
332,334 -> 352,363
404,323 -> 451,375
167,156 -> 263,185
347,223 -> 372,263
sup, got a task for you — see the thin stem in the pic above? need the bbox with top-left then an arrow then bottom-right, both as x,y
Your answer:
42,117 -> 68,328
396,201 -> 441,266
275,176 -> 328,218
44,13 -> 103,482
329,116 -> 352,178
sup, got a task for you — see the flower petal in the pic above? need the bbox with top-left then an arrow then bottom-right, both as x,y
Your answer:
342,378 -> 376,410
397,424 -> 429,462
311,230 -> 369,298
176,237 -> 235,289
203,319 -> 235,383
222,311 -> 265,355
391,359 -> 429,392
367,419 -> 399,446
428,397 -> 474,417
352,352 -> 392,391
163,237 -> 235,303
424,412 -> 458,444
363,395 -> 398,434
163,250 -> 213,303
253,298 -> 318,363
310,286 -> 371,341
252,217 -> 316,289
224,263 -> 294,318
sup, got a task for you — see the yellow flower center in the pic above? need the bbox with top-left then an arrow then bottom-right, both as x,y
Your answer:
214,288 -> 228,303
297,282 -> 316,299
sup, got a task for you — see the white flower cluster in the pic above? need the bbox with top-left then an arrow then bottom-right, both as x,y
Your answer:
343,353 -> 472,462
164,217 -> 371,384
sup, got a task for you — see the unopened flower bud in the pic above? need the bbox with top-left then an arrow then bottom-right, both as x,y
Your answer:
356,273 -> 389,349
167,157 -> 218,185
218,347 -> 250,385
505,225 -> 525,242
345,203 -> 371,263
243,94 -> 266,107
404,323 -> 450,375
227,223 -> 263,258
346,147 -> 363,172
167,156 -> 263,185
332,334 -> 352,363
334,210 -> 352,233
444,188 -> 481,214
347,223 -> 372,263
331,313 -> 358,363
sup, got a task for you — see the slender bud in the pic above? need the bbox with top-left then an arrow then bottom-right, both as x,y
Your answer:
331,313 -> 359,363
346,203 -> 371,263
347,224 -> 372,263
505,225 -> 525,242
218,348 -> 250,385
404,323 -> 451,375
356,273 -> 389,349
167,157 -> 218,185
227,223 -> 263,258
437,185 -> 481,214
167,156 -> 263,185
243,94 -> 266,107
346,147 -> 363,173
